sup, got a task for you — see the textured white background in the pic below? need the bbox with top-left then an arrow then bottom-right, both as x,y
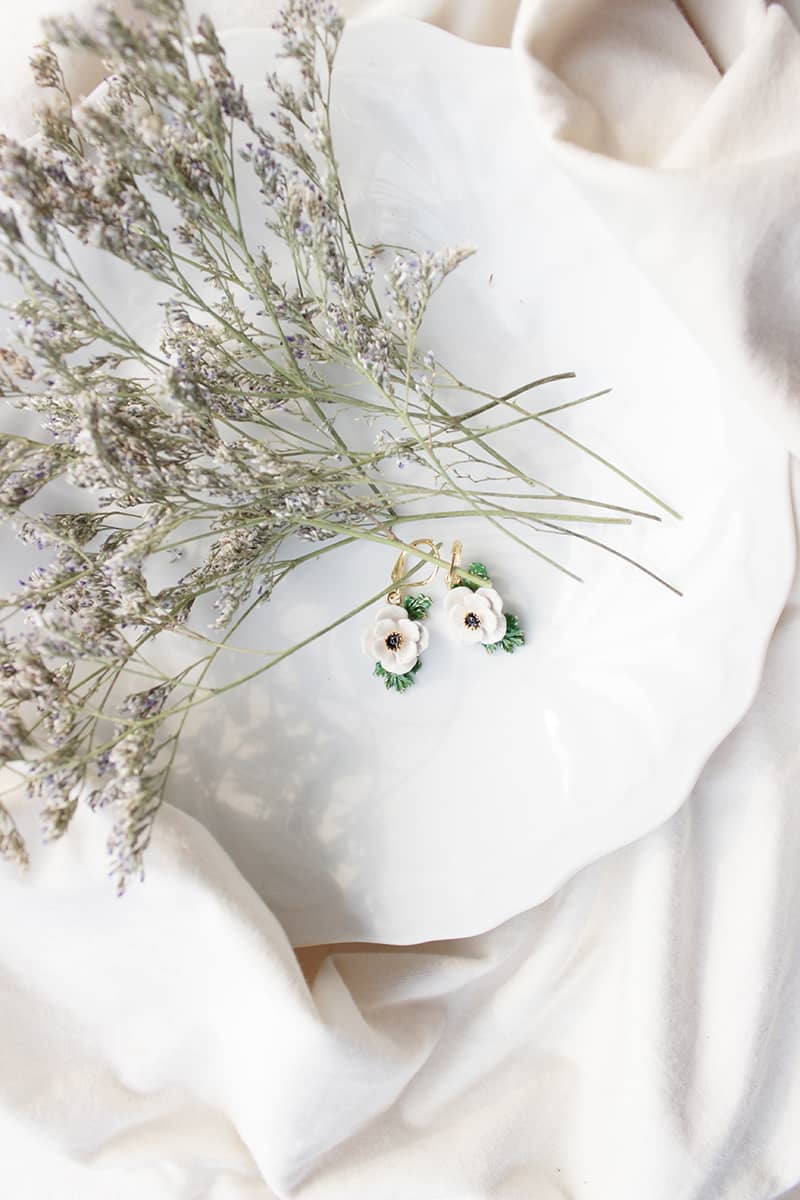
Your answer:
1,2 -> 800,1198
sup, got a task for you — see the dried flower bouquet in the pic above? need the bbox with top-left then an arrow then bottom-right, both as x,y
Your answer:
0,0 -> 675,889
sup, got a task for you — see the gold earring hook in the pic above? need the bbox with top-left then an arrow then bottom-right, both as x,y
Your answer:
388,538 -> 439,604
447,539 -> 463,589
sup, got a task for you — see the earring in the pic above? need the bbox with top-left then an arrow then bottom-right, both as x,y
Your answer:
362,539 -> 438,692
444,540 -> 525,654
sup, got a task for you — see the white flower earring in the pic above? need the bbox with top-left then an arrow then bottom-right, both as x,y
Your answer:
362,538 -> 438,692
445,540 -> 525,654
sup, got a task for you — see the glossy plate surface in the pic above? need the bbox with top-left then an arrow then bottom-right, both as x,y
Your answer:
3,21 -> 795,943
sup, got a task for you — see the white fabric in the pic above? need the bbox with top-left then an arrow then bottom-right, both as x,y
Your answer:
513,0 -> 800,455
4,521 -> 800,1198
1,1 -> 800,1198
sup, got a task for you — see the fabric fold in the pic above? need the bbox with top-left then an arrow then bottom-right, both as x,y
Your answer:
2,2 -> 800,1197
512,0 -> 800,454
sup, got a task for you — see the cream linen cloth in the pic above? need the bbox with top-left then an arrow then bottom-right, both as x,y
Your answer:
2,2 -> 800,1198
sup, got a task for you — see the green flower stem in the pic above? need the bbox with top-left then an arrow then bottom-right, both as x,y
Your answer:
430,370 -> 680,519
533,391 -> 613,418
439,388 -> 608,451
383,376 -> 586,581
445,371 -> 579,422
532,415 -> 682,521
287,519 -> 489,587
59,576 -> 401,766
535,518 -> 683,596
453,378 -> 681,520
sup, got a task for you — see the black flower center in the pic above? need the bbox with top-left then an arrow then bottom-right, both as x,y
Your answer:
385,631 -> 404,651
464,612 -> 481,630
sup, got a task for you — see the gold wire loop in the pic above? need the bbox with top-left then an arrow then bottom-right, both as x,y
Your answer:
447,539 -> 463,589
387,538 -> 439,605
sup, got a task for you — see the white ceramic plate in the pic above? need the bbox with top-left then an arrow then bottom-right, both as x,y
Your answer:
2,21 -> 794,944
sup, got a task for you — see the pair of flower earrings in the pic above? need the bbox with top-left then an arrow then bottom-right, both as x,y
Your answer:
362,539 -> 525,693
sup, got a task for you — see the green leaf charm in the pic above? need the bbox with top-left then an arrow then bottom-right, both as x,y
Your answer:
374,660 -> 421,692
454,561 -> 491,591
402,593 -> 432,620
484,612 -> 525,654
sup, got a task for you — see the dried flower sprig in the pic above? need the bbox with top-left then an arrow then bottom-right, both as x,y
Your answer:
0,0 -> 676,889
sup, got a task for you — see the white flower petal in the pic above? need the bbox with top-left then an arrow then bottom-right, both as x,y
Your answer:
483,614 -> 507,645
417,623 -> 430,653
397,618 -> 420,642
371,635 -> 389,659
377,647 -> 401,672
449,607 -> 478,640
444,587 -> 473,613
468,590 -> 494,615
375,604 -> 407,623
477,587 -> 504,616
374,618 -> 400,639
451,599 -> 483,634
479,609 -> 500,637
394,645 -> 419,672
